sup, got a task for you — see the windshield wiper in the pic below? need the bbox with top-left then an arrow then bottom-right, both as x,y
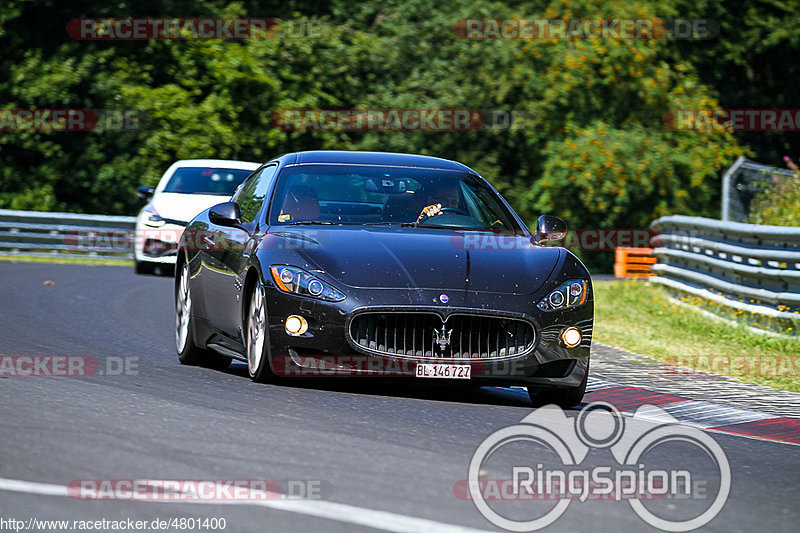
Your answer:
413,223 -> 473,230
361,222 -> 416,227
284,221 -> 336,226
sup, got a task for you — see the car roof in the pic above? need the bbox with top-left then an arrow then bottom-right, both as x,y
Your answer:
170,159 -> 261,170
287,151 -> 473,172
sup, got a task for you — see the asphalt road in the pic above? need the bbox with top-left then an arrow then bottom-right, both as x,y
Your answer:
0,262 -> 798,532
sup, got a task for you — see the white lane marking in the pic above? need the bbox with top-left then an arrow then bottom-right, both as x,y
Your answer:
0,477 -> 497,533
706,427 -> 800,447
624,399 -> 778,429
0,477 -> 68,497
586,377 -> 616,392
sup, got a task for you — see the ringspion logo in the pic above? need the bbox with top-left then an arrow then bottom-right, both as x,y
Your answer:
464,403 -> 730,531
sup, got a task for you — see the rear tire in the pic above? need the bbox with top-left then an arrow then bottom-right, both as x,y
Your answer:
246,278 -> 275,383
176,260 -> 231,369
528,366 -> 588,409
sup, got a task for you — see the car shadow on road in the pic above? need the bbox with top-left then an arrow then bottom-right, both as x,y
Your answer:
221,362 -> 544,409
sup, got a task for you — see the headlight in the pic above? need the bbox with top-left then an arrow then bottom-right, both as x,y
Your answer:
142,205 -> 165,227
537,279 -> 588,311
270,265 -> 346,302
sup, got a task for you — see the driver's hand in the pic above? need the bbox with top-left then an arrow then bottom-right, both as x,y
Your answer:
417,203 -> 443,222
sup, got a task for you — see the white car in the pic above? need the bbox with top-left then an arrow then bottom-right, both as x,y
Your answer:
134,159 -> 261,274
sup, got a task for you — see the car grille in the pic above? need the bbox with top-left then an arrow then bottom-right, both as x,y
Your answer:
349,312 -> 535,359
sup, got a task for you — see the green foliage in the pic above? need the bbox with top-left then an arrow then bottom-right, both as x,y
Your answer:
536,123 -> 724,227
3,0 -> 795,270
669,0 -> 800,165
749,159 -> 800,226
0,183 -> 57,211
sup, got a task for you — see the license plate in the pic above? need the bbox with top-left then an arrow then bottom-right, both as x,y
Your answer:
415,363 -> 471,379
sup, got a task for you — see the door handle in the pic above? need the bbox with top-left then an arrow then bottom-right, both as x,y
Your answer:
202,235 -> 215,248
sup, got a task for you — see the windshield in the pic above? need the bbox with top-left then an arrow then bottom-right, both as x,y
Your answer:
268,164 -> 522,232
163,167 -> 254,195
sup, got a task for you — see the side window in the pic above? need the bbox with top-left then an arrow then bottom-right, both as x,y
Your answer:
237,164 -> 278,223
231,170 -> 258,204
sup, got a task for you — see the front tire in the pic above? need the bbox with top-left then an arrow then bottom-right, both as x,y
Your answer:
176,260 -> 231,369
247,278 -> 274,382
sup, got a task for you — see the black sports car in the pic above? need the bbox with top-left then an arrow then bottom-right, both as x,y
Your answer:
175,151 -> 593,407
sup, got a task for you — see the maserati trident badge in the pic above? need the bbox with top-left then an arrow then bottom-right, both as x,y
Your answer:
433,325 -> 453,350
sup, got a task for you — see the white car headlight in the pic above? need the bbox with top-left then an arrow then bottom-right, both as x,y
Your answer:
142,205 -> 165,227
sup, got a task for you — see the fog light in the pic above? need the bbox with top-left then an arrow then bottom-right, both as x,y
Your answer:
561,327 -> 582,348
285,315 -> 308,336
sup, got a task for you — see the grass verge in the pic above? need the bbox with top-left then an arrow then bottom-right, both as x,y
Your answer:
593,279 -> 800,392
0,254 -> 132,266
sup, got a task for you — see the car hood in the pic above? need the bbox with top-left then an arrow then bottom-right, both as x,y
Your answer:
270,227 -> 562,295
149,193 -> 232,224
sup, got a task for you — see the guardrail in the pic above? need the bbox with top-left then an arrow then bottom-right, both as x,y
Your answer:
0,209 -> 136,261
649,215 -> 800,337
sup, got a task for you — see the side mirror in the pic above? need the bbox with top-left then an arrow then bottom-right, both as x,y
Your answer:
209,201 -> 242,227
534,215 -> 567,244
136,185 -> 155,200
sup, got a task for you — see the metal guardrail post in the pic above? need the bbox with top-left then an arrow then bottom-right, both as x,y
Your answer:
720,156 -> 745,221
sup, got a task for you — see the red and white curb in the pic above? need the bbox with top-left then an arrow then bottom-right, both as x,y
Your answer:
500,377 -> 800,446
583,377 -> 800,445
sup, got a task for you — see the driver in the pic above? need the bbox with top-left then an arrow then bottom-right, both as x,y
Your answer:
415,184 -> 461,223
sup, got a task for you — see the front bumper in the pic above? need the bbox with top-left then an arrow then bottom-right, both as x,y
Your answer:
133,221 -> 183,264
263,286 -> 592,389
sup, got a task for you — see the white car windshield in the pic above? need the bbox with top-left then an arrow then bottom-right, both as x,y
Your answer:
163,167 -> 253,195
